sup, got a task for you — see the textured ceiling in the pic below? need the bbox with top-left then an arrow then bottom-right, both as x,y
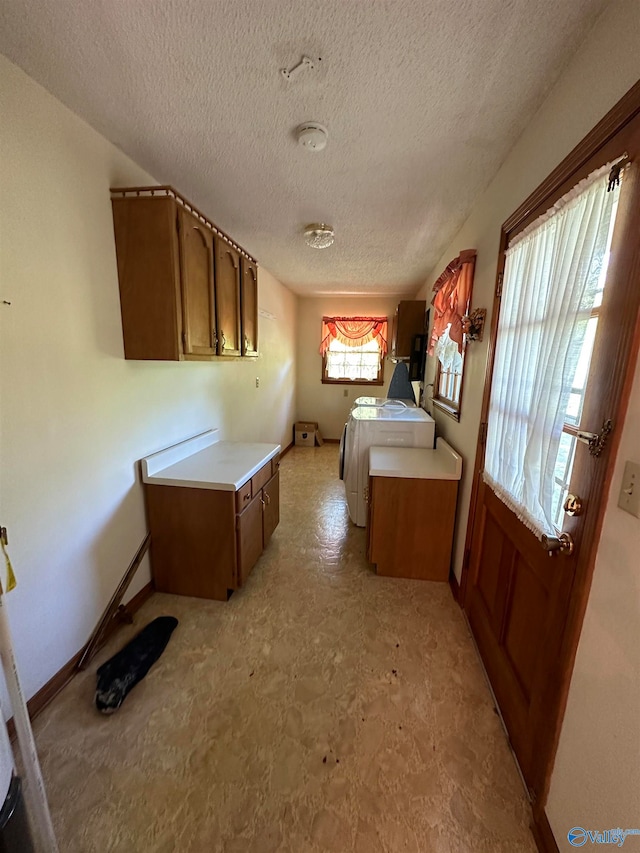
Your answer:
0,0 -> 607,295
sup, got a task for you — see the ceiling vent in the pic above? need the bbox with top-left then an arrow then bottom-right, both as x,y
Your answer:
296,122 -> 328,152
304,223 -> 335,249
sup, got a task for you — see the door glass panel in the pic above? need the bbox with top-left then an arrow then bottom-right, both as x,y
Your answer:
552,432 -> 578,529
554,191 -> 620,529
565,316 -> 599,426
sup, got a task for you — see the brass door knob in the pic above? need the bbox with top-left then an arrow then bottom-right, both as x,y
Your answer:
541,532 -> 574,556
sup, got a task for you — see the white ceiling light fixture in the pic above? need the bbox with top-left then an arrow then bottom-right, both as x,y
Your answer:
296,122 -> 328,152
304,223 -> 335,249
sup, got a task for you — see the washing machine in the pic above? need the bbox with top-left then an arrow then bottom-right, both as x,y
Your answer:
351,396 -> 415,410
341,405 -> 435,527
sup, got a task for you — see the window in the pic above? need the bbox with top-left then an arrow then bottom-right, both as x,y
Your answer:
319,316 -> 387,385
434,326 -> 464,412
429,250 -> 477,419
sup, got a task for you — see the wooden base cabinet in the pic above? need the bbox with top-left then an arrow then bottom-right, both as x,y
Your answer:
145,461 -> 279,601
367,475 -> 457,581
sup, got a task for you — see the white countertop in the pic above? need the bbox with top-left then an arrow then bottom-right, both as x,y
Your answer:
141,430 -> 280,491
369,438 -> 462,480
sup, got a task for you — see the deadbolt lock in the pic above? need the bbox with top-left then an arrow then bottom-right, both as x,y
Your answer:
563,494 -> 583,517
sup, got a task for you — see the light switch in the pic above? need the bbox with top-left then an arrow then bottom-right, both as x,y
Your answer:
618,460 -> 640,517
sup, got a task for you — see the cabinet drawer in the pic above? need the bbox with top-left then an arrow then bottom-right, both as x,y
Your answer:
235,481 -> 253,513
271,455 -> 280,477
251,461 -> 271,495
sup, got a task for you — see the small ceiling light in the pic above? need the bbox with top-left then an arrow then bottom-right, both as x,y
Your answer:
304,223 -> 335,249
296,122 -> 328,152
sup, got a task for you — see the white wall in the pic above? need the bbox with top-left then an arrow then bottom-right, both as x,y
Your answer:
0,55 -> 297,703
296,296 -> 400,439
412,0 -> 640,845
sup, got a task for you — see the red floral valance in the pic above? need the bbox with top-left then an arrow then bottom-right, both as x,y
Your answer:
319,316 -> 388,356
428,249 -> 477,356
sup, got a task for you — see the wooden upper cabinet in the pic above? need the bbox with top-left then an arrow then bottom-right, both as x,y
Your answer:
214,238 -> 242,357
241,259 -> 259,357
178,207 -> 216,357
110,186 -> 257,361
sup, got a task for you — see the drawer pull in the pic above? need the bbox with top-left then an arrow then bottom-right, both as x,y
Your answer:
243,493 -> 250,501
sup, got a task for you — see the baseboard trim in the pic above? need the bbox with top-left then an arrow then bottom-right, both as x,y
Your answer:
531,807 -> 560,853
280,440 -> 294,458
449,570 -> 461,604
7,581 -> 155,738
322,438 -> 340,444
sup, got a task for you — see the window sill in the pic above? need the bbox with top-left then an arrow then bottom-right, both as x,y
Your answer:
433,397 -> 461,422
322,378 -> 384,386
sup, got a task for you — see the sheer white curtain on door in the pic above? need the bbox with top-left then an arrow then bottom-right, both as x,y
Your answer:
484,163 -> 622,539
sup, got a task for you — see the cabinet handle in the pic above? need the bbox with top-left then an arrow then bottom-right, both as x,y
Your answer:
260,497 -> 265,511
264,492 -> 271,506
220,330 -> 226,350
243,493 -> 250,502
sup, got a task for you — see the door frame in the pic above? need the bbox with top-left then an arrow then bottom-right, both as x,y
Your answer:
459,79 -> 640,812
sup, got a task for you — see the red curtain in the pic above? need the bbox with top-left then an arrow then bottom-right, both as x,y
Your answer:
428,250 -> 477,355
319,317 -> 388,356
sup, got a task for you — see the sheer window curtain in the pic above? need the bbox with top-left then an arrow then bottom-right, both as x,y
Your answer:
484,163 -> 622,539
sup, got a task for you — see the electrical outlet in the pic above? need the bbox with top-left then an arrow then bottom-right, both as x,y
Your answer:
618,460 -> 640,517
343,389 -> 348,397
255,377 -> 260,388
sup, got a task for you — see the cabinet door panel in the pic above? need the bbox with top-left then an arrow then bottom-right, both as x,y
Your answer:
111,196 -> 181,360
369,476 -> 456,580
263,471 -> 280,547
237,493 -> 263,585
215,239 -> 242,356
241,259 -> 259,357
179,208 -> 216,356
392,301 -> 426,359
145,484 -> 234,601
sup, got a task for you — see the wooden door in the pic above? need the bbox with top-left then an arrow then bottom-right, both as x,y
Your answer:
178,208 -> 216,357
236,492 -> 263,585
241,259 -> 259,357
215,238 -> 242,356
262,471 -> 279,547
464,98 -> 640,803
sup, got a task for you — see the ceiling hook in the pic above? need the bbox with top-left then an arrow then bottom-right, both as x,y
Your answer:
280,55 -> 316,81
